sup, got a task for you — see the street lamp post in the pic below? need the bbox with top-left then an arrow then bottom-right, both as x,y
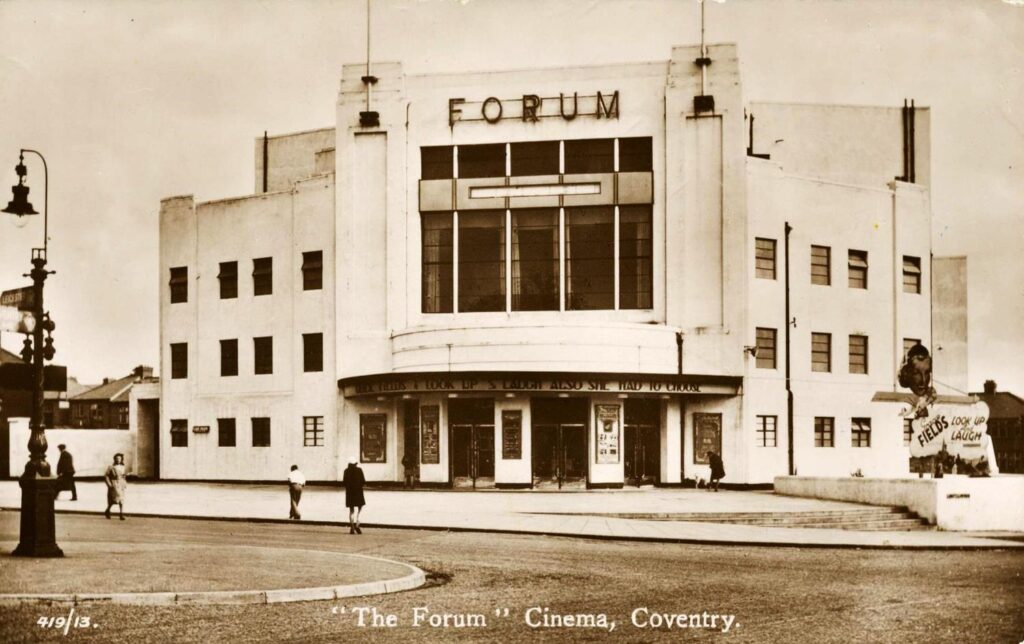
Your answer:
3,149 -> 63,557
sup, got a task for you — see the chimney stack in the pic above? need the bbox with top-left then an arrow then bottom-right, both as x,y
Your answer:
133,365 -> 154,381
983,380 -> 997,395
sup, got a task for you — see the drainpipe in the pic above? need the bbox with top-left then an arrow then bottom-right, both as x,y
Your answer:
785,222 -> 794,475
676,331 -> 684,375
262,131 -> 269,193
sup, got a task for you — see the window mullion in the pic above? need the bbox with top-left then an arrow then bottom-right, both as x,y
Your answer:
505,209 -> 512,312
559,207 -> 566,312
614,205 -> 620,310
452,211 -> 459,313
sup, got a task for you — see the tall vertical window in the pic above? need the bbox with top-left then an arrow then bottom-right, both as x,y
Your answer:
851,418 -> 871,447
218,418 -> 236,447
304,416 -> 324,447
512,208 -> 559,311
421,146 -> 453,180
619,205 -> 653,309
510,141 -> 559,176
169,267 -> 188,303
220,339 -> 238,377
903,418 -> 914,447
170,418 -> 188,447
302,251 -> 323,291
903,338 -> 921,361
811,332 -> 831,373
303,333 -> 323,372
252,417 -> 271,447
848,335 -> 868,374
755,238 -> 776,279
755,328 -> 777,369
814,417 -> 834,447
254,336 -> 273,375
253,257 -> 273,296
564,138 -> 614,174
458,210 -> 505,312
756,415 -> 778,447
848,250 -> 868,289
566,206 -> 614,310
422,213 -> 454,313
810,245 -> 830,285
457,143 -> 505,178
618,137 -> 653,172
903,256 -> 921,294
219,261 -> 238,299
170,343 -> 188,379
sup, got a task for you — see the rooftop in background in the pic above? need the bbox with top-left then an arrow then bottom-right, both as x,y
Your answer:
44,376 -> 94,401
973,381 -> 1024,419
71,365 -> 155,402
0,348 -> 23,364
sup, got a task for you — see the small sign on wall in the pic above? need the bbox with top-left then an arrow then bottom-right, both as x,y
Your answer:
595,404 -> 620,464
694,413 -> 722,464
360,414 -> 387,463
502,410 -> 522,460
420,405 -> 440,464
192,425 -> 210,434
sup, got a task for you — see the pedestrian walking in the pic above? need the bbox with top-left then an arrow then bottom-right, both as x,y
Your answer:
343,457 -> 366,534
288,464 -> 305,520
104,453 -> 127,520
708,450 -> 725,492
56,444 -> 77,501
401,451 -> 418,489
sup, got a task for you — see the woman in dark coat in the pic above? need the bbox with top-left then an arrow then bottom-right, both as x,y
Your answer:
708,451 -> 725,492
343,457 -> 366,534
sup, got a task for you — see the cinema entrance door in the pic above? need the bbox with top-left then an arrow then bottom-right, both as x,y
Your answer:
450,398 -> 496,489
532,397 -> 588,489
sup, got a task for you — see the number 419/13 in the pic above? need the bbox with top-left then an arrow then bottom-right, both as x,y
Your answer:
38,614 -> 94,630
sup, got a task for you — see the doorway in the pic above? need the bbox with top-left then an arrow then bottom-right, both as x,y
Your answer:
624,399 -> 660,486
449,398 -> 495,489
532,397 -> 588,489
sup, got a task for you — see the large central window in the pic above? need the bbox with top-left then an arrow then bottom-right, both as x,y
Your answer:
420,137 -> 653,314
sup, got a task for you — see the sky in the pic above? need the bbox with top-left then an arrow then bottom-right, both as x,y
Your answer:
0,0 -> 1021,393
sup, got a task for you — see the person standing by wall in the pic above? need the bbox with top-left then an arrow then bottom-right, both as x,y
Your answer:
708,450 -> 725,492
56,444 -> 77,501
402,451 -> 418,490
343,457 -> 366,534
104,453 -> 127,519
288,464 -> 306,520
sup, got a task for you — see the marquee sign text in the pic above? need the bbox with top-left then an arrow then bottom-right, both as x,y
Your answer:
449,91 -> 620,126
345,375 -> 730,398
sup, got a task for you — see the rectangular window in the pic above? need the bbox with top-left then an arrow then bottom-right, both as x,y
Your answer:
903,256 -> 921,294
848,250 -> 868,289
810,245 -> 830,285
814,417 -> 834,447
619,205 -> 653,309
171,418 -> 188,447
756,415 -> 778,447
303,416 -> 324,447
253,257 -> 272,296
220,339 -> 238,377
903,338 -> 921,361
755,328 -> 777,369
617,137 -> 653,172
252,417 -> 271,447
118,405 -> 129,428
421,146 -> 453,180
254,336 -> 273,375
218,418 -> 236,447
849,334 -> 868,374
218,261 -> 238,299
512,208 -> 559,311
811,332 -> 831,373
303,333 -> 323,372
851,417 -> 871,447
170,343 -> 187,379
458,210 -> 505,312
457,143 -> 505,178
564,138 -> 614,174
566,206 -> 614,310
422,213 -> 454,313
510,141 -> 559,176
903,418 -> 913,447
755,238 -> 776,279
169,267 -> 188,303
302,251 -> 323,291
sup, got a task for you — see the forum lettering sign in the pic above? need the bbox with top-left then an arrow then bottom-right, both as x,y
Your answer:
448,91 -> 620,126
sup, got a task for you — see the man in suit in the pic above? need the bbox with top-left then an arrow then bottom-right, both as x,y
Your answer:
56,444 -> 77,501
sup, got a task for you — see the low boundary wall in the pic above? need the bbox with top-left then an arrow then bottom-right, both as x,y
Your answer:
8,419 -> 136,477
775,475 -> 1024,531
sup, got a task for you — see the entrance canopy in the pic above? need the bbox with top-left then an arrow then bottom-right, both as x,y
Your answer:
338,370 -> 741,398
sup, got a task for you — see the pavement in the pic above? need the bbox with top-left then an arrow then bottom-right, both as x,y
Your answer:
1,480 -> 1021,549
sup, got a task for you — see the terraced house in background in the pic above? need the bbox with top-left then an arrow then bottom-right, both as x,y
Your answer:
159,43 -> 936,487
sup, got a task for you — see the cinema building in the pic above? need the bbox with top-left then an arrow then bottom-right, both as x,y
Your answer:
159,44 -> 932,487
